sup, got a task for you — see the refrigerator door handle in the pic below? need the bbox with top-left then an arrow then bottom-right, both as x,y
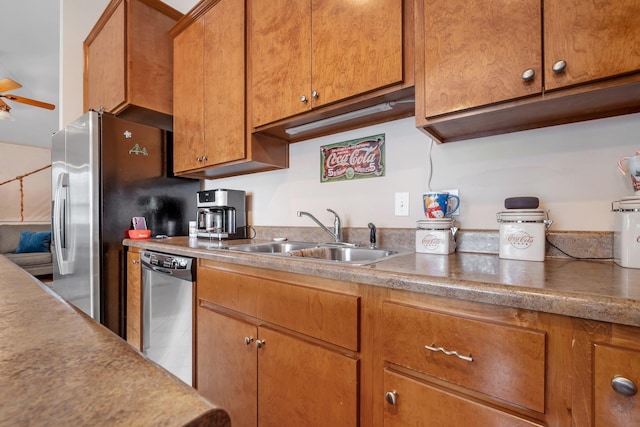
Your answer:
53,172 -> 71,275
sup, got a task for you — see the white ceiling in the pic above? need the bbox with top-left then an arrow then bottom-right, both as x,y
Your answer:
0,1 -> 60,149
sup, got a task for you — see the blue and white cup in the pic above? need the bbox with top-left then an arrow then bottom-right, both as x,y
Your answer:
423,192 -> 460,218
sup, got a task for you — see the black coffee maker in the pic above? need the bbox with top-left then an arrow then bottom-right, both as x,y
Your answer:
196,189 -> 247,239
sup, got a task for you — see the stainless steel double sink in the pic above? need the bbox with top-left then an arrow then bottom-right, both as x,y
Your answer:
225,241 -> 404,266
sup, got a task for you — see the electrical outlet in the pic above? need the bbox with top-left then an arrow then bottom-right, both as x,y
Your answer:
395,192 -> 409,216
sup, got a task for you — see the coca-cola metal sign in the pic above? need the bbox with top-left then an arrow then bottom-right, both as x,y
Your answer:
320,134 -> 385,182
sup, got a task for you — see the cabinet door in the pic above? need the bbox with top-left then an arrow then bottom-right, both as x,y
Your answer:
86,1 -> 126,113
203,0 -> 246,166
173,17 -> 205,174
126,251 -> 142,350
383,370 -> 543,427
258,327 -> 359,427
197,306 -> 257,427
544,0 -> 640,91
422,0 -> 541,117
311,0 -> 403,108
251,0 -> 310,127
594,344 -> 640,426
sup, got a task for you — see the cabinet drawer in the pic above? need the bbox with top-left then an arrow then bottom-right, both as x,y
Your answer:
383,369 -> 543,426
382,301 -> 546,412
594,344 -> 640,426
198,265 -> 360,351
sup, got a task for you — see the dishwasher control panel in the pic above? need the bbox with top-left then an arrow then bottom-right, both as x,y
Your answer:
140,250 -> 194,281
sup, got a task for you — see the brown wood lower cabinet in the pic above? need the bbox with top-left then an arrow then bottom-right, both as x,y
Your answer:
125,249 -> 142,350
383,369 -> 543,426
594,344 -> 640,426
196,261 -> 360,427
197,307 -> 257,427
186,258 -> 640,426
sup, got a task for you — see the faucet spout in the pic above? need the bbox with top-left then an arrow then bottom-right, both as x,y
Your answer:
297,209 -> 343,243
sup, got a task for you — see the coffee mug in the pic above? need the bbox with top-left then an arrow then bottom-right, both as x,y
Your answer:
618,153 -> 640,194
423,192 -> 460,218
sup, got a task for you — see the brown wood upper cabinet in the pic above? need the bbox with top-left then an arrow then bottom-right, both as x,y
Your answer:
84,0 -> 181,130
416,0 -> 640,143
251,0 -> 414,141
171,0 -> 288,179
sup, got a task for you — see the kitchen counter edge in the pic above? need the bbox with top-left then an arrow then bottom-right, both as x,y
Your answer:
124,237 -> 640,328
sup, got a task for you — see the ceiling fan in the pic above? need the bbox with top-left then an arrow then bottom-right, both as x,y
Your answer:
0,77 -> 55,121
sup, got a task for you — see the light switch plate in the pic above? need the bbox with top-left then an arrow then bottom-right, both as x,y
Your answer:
395,192 -> 410,216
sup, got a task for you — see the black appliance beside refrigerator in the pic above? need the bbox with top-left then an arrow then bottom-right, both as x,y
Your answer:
51,110 -> 199,337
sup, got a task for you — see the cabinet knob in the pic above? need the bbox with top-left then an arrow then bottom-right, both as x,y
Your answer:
255,339 -> 266,349
385,390 -> 398,405
521,68 -> 535,82
611,375 -> 638,397
196,156 -> 202,162
131,259 -> 139,264
300,95 -> 308,103
552,60 -> 567,73
311,90 -> 319,99
244,336 -> 254,346
202,155 -> 208,162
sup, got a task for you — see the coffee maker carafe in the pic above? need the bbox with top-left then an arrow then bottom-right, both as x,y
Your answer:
196,189 -> 247,239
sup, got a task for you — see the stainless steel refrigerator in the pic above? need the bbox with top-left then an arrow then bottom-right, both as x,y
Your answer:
51,111 -> 199,337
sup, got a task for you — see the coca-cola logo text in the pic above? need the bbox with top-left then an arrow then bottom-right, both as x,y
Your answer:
421,234 -> 442,250
321,135 -> 384,182
508,231 -> 534,249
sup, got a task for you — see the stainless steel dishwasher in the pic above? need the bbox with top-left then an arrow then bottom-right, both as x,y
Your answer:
140,250 -> 195,386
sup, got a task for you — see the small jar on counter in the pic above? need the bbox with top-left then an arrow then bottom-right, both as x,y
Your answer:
496,209 -> 552,262
415,218 -> 457,255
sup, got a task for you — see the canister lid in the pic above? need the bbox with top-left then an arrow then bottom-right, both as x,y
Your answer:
496,209 -> 547,223
417,218 -> 455,230
613,196 -> 640,211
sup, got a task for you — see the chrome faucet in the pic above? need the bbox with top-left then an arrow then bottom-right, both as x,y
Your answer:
297,209 -> 343,243
368,222 -> 377,249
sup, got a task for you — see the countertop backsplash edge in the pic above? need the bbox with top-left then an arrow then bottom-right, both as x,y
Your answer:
251,226 -> 614,261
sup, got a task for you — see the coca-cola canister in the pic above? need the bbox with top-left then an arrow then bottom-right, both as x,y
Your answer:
612,196 -> 640,269
496,210 -> 552,262
415,218 -> 457,255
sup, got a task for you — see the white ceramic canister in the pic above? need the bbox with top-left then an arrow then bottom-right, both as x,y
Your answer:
496,210 -> 552,262
415,218 -> 457,255
612,196 -> 640,269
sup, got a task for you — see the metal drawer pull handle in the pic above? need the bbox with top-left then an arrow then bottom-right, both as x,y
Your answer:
425,344 -> 473,362
521,68 -> 535,81
552,60 -> 567,73
611,375 -> 638,397
385,390 -> 398,405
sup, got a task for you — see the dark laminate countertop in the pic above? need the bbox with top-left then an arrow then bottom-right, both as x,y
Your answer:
0,256 -> 230,427
125,236 -> 640,328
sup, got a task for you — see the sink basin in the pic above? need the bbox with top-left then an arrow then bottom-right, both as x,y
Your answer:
227,241 -> 322,254
227,241 -> 404,265
287,246 -> 402,265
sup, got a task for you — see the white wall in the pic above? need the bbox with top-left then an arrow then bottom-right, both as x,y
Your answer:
205,114 -> 640,232
0,142 -> 52,222
62,0 -> 640,233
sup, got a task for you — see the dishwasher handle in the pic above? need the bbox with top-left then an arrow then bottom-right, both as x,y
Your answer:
147,265 -> 174,275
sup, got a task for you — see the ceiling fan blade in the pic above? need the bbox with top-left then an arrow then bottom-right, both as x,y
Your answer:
1,94 -> 55,110
0,78 -> 22,93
